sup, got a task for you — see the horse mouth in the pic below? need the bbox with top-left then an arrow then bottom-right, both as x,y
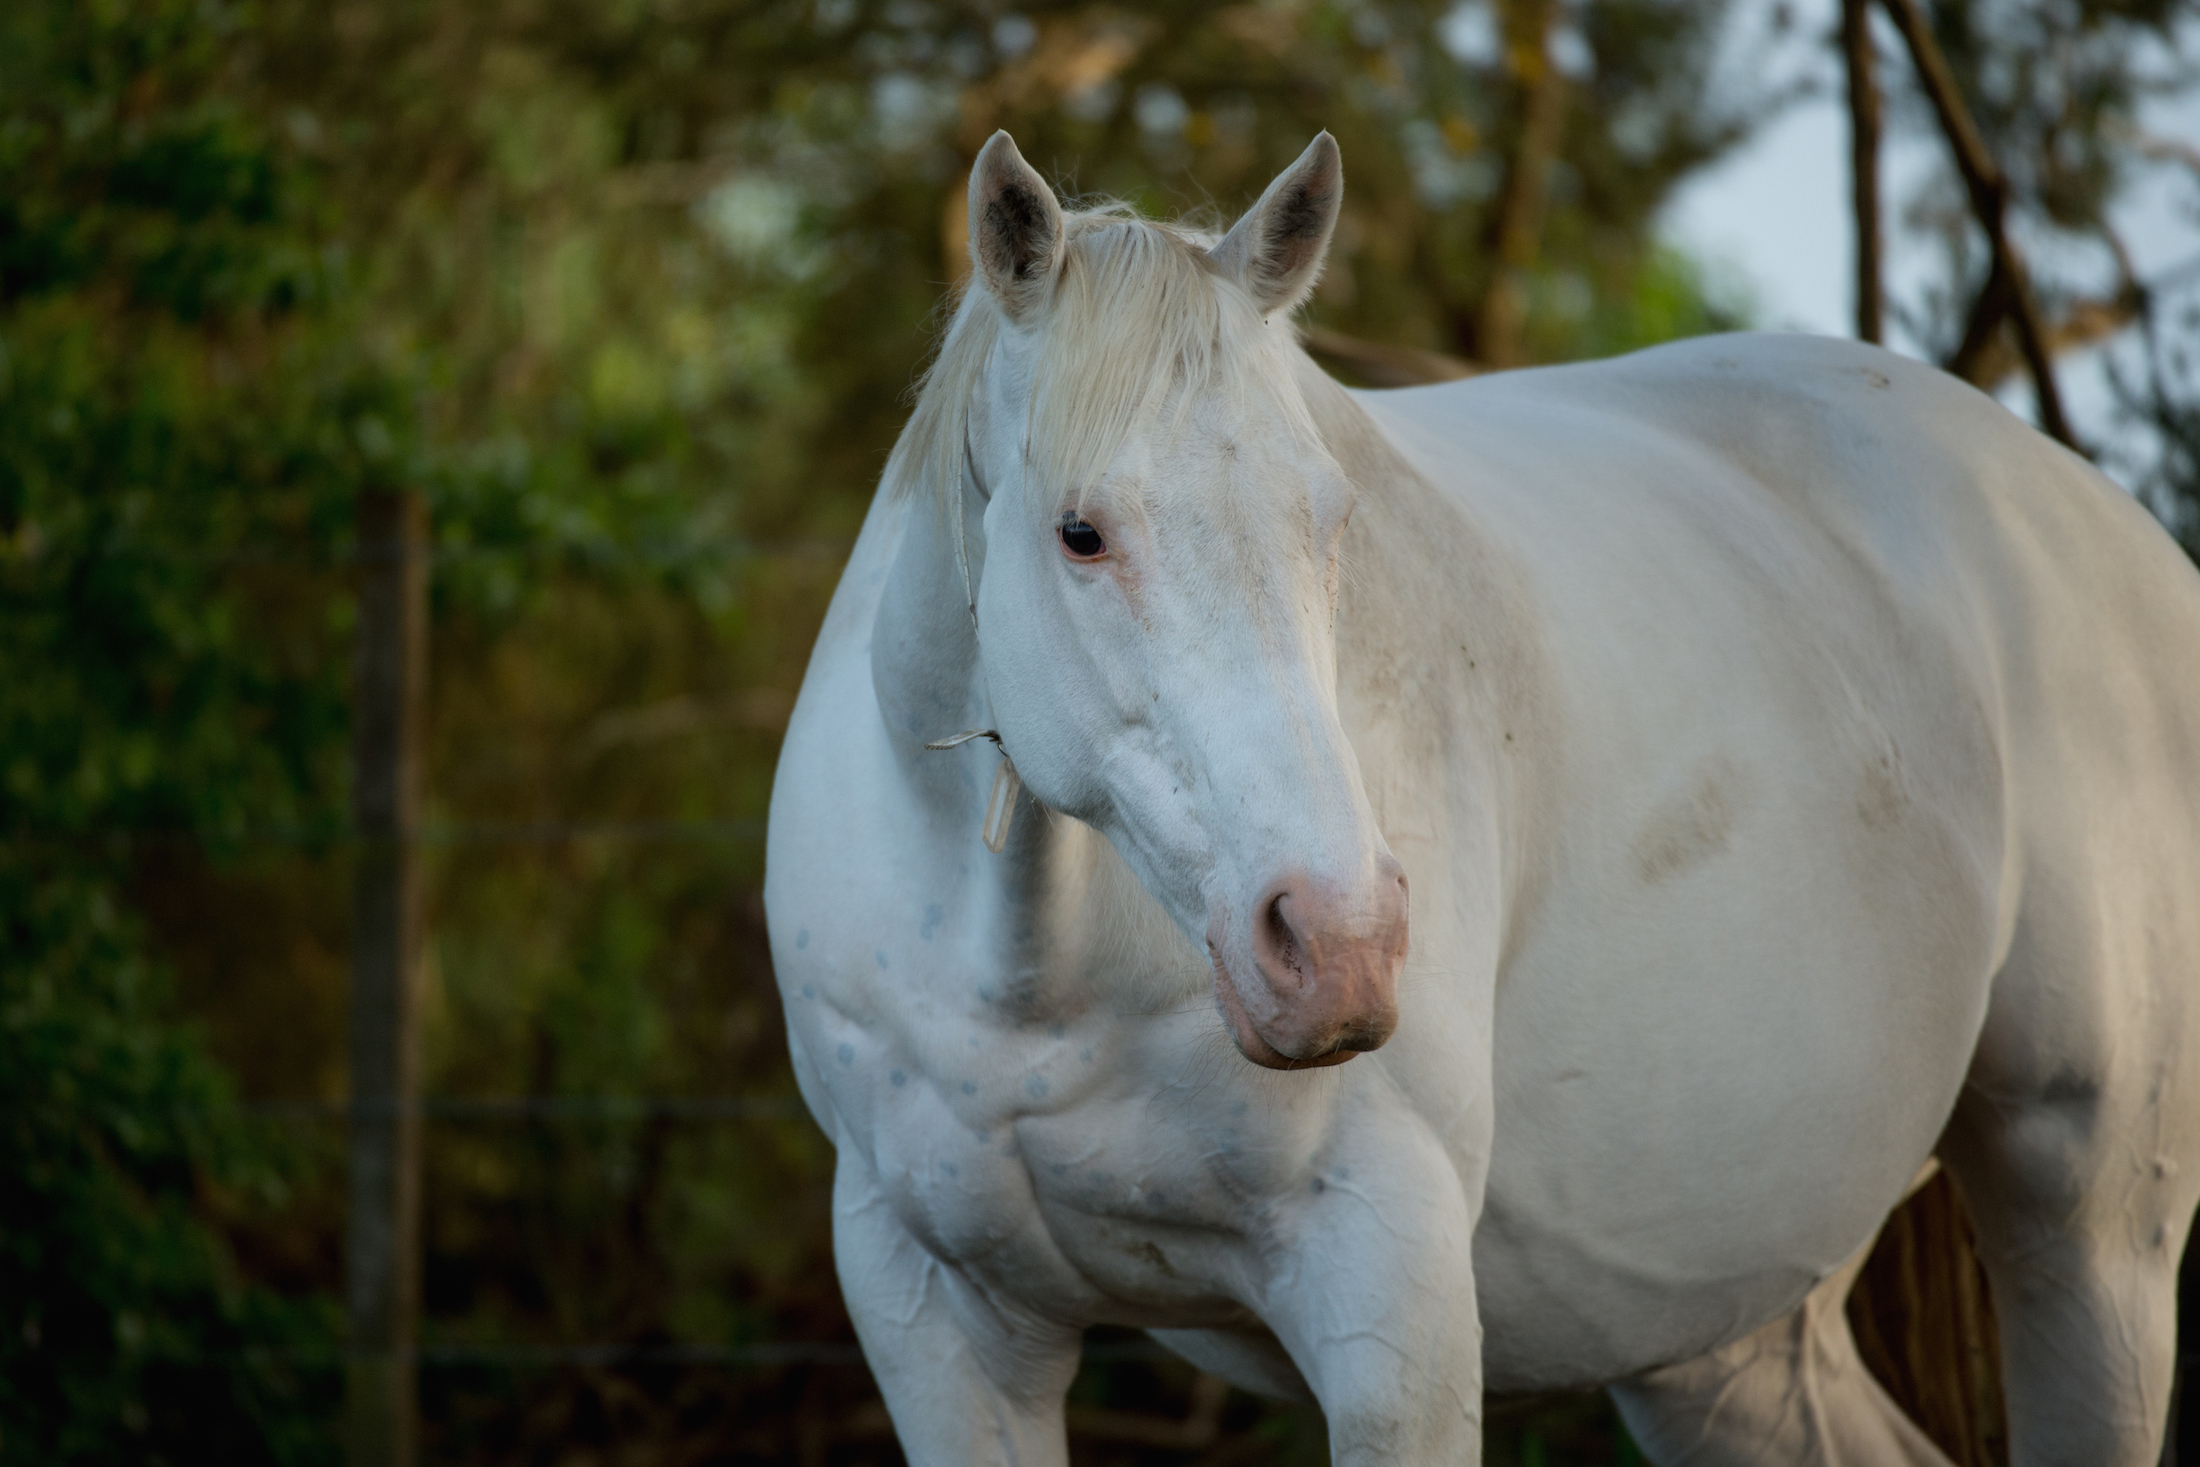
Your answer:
1210,961 -> 1369,1070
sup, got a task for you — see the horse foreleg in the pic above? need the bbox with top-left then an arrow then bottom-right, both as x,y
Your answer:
831,1154 -> 1082,1467
1260,1134 -> 1487,1465
1608,1241 -> 1954,1467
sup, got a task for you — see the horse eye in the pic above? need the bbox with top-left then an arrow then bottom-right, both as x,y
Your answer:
1058,517 -> 1106,559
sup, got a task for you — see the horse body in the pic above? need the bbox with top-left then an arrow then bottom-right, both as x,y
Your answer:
766,133 -> 2200,1465
1334,344 -> 1972,1386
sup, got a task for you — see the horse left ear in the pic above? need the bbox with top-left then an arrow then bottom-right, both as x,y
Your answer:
1211,132 -> 1343,316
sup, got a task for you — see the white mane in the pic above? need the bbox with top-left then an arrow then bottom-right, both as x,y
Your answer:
886,205 -> 1321,510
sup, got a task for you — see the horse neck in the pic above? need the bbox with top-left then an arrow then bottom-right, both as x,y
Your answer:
1289,348 -> 1556,928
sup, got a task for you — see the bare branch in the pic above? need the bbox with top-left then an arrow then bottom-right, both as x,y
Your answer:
2130,129 -> 2200,180
1946,254 -> 2015,386
1967,290 -> 2145,392
1876,0 -> 2079,451
1842,0 -> 1884,344
1300,327 -> 1480,387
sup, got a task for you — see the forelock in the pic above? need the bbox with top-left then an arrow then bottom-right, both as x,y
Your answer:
886,205 -> 1320,510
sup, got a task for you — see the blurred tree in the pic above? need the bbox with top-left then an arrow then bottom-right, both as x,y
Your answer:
1883,0 -> 2181,366
2119,270 -> 2200,558
1870,0 -> 2199,529
0,0 -> 380,1458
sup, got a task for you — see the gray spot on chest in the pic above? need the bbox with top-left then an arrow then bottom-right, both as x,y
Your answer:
1634,755 -> 1749,885
1856,736 -> 1908,830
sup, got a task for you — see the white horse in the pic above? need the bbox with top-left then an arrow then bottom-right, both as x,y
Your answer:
765,131 -> 2200,1465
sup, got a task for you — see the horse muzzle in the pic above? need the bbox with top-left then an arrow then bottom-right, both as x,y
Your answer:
1210,857 -> 1409,1069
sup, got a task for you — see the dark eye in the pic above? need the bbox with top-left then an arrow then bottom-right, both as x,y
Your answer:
1058,516 -> 1106,559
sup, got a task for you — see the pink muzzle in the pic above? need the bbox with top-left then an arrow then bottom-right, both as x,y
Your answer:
1211,856 -> 1409,1069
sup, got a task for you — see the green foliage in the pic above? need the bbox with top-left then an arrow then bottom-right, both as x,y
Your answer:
0,1 -> 370,1458
0,872 -> 338,1465
0,0 -> 323,321
0,299 -> 386,843
1524,243 -> 1756,364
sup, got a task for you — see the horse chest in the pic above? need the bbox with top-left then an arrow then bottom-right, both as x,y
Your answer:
841,1011 -> 1317,1325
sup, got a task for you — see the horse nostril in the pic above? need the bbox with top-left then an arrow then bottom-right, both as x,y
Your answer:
1264,891 -> 1306,986
1376,857 -> 1411,944
1377,853 -> 1409,898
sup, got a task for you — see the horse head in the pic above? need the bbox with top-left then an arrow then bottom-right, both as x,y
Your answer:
904,131 -> 1407,1069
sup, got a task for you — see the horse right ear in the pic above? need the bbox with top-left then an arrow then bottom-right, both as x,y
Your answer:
967,132 -> 1064,323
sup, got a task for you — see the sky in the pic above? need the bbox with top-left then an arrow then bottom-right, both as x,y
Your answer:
1658,0 -> 2200,488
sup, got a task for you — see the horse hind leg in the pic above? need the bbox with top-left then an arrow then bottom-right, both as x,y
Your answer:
1936,1012 -> 2197,1466
1607,1239 -> 1955,1467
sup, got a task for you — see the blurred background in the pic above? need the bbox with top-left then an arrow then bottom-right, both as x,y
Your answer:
2,0 -> 2196,1463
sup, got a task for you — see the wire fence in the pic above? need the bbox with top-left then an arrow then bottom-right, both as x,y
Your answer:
13,526 -> 1201,1451
69,535 -> 852,569
3,819 -> 769,849
183,1338 -> 1180,1370
246,1094 -> 806,1120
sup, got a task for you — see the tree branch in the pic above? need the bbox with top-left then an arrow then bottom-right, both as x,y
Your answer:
1301,326 -> 1479,387
1842,0 -> 1884,344
1876,0 -> 2078,451
1946,252 -> 2014,385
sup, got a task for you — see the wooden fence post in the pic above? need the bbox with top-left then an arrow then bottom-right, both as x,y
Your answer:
347,489 -> 429,1467
1848,1170 -> 2008,1467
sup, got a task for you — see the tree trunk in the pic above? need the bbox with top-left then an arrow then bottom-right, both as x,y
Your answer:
1473,0 -> 1567,369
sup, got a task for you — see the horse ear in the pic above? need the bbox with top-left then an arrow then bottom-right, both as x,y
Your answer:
1211,133 -> 1343,316
967,132 -> 1065,323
